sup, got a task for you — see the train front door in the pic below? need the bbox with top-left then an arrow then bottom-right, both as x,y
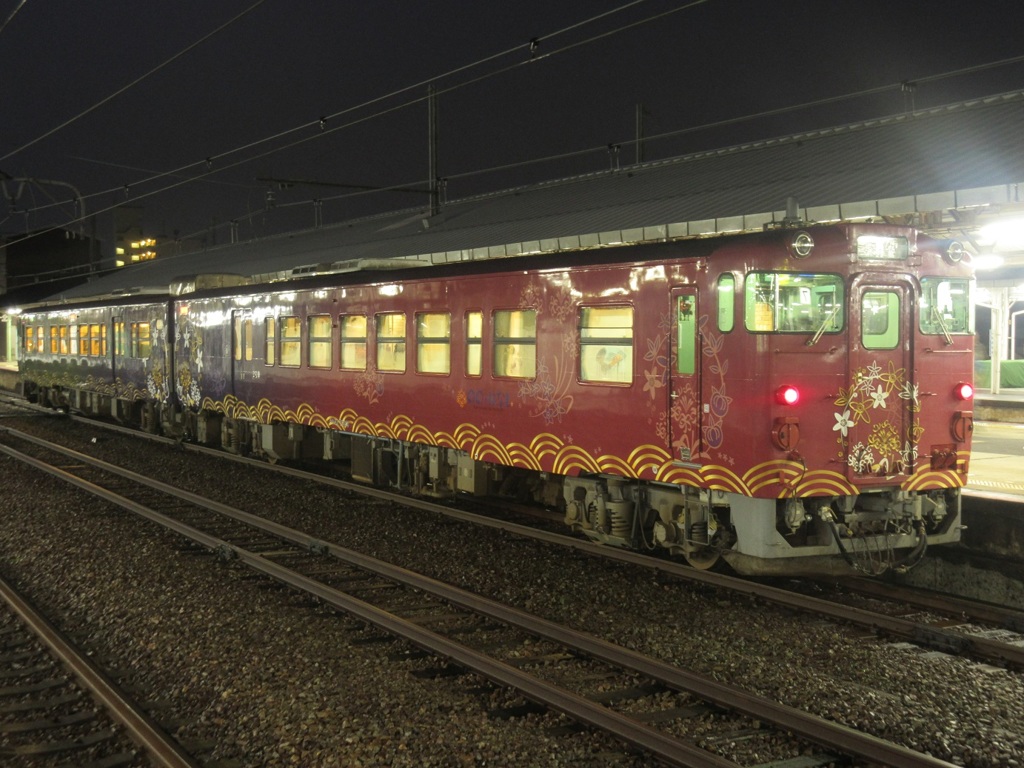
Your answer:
669,287 -> 702,463
844,277 -> 914,481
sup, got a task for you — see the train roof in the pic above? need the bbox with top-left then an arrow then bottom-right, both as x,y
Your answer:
32,89 -> 1024,308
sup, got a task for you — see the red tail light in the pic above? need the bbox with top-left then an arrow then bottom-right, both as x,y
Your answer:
955,382 -> 974,400
775,385 -> 801,405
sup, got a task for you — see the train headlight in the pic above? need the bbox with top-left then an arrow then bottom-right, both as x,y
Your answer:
775,385 -> 801,405
954,382 -> 974,400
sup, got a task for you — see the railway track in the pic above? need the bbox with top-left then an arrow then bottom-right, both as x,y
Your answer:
0,570 -> 199,767
4,398 -> 1024,666
0,422 -> 969,767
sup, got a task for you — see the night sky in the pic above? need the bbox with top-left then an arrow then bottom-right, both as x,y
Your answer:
3,0 -> 1024,249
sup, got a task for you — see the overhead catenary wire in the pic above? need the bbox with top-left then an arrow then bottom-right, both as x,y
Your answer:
3,0 -> 688,240
0,0 -> 28,37
0,0 -> 269,164
6,1 -> 1024,255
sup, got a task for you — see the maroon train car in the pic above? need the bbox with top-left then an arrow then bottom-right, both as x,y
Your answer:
161,223 -> 974,576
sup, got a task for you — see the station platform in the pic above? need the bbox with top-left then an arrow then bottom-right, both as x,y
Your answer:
974,389 -> 1024,424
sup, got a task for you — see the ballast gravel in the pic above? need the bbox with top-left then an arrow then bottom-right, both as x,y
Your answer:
1,413 -> 1023,767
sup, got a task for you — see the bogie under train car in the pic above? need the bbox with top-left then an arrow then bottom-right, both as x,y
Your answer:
18,223 -> 975,576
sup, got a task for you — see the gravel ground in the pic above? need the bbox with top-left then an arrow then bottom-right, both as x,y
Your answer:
2,412 -> 1024,766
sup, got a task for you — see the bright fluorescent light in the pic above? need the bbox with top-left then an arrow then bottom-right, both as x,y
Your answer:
973,254 -> 1005,271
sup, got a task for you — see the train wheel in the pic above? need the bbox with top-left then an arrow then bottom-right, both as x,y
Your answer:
684,547 -> 720,570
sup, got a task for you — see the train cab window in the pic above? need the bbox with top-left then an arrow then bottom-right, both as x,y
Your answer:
920,277 -> 974,336
466,311 -> 483,377
49,326 -> 59,354
376,313 -> 407,372
717,274 -> 735,333
308,315 -> 333,369
493,309 -> 536,379
340,315 -> 367,370
265,317 -> 277,366
862,292 -> 899,350
416,312 -> 450,375
579,306 -> 633,384
131,322 -> 152,358
744,272 -> 844,334
280,315 -> 302,367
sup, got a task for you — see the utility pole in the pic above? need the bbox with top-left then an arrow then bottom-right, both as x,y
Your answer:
635,103 -> 646,164
428,85 -> 440,217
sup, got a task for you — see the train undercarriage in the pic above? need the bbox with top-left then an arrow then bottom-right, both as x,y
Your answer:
30,385 -> 963,578
178,408 -> 963,577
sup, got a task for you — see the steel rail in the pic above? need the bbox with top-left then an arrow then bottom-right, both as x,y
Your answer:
0,439 -> 734,768
0,430 -> 961,768
0,571 -> 201,768
4,416 -> 1023,666
82,420 -> 1024,668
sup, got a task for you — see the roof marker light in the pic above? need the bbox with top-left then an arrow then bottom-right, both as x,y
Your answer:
775,385 -> 801,406
788,231 -> 814,259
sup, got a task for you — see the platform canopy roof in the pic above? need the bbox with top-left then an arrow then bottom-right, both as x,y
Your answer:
40,89 -> 1024,305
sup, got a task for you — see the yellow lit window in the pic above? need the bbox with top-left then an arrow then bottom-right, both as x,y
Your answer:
280,316 -> 301,367
376,313 -> 406,372
308,315 -> 332,369
493,309 -> 536,379
466,311 -> 482,377
131,322 -> 152,358
579,306 -> 633,384
265,317 -> 276,366
417,312 -> 450,375
340,315 -> 367,370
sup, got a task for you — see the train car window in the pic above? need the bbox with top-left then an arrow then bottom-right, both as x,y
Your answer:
265,317 -> 277,366
920,277 -> 974,335
493,309 -> 536,379
677,296 -> 697,375
466,311 -> 482,377
340,315 -> 367,370
70,325 -> 79,355
24,326 -> 35,353
78,325 -> 89,355
88,324 -> 102,356
376,313 -> 407,372
132,322 -> 152,358
49,326 -> 59,354
744,272 -> 844,333
243,319 -> 253,361
416,312 -> 450,375
114,322 -> 126,357
280,315 -> 302,367
308,315 -> 333,369
59,326 -> 69,355
101,324 -> 108,356
862,292 -> 899,350
717,274 -> 735,332
579,306 -> 633,384
233,315 -> 243,361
